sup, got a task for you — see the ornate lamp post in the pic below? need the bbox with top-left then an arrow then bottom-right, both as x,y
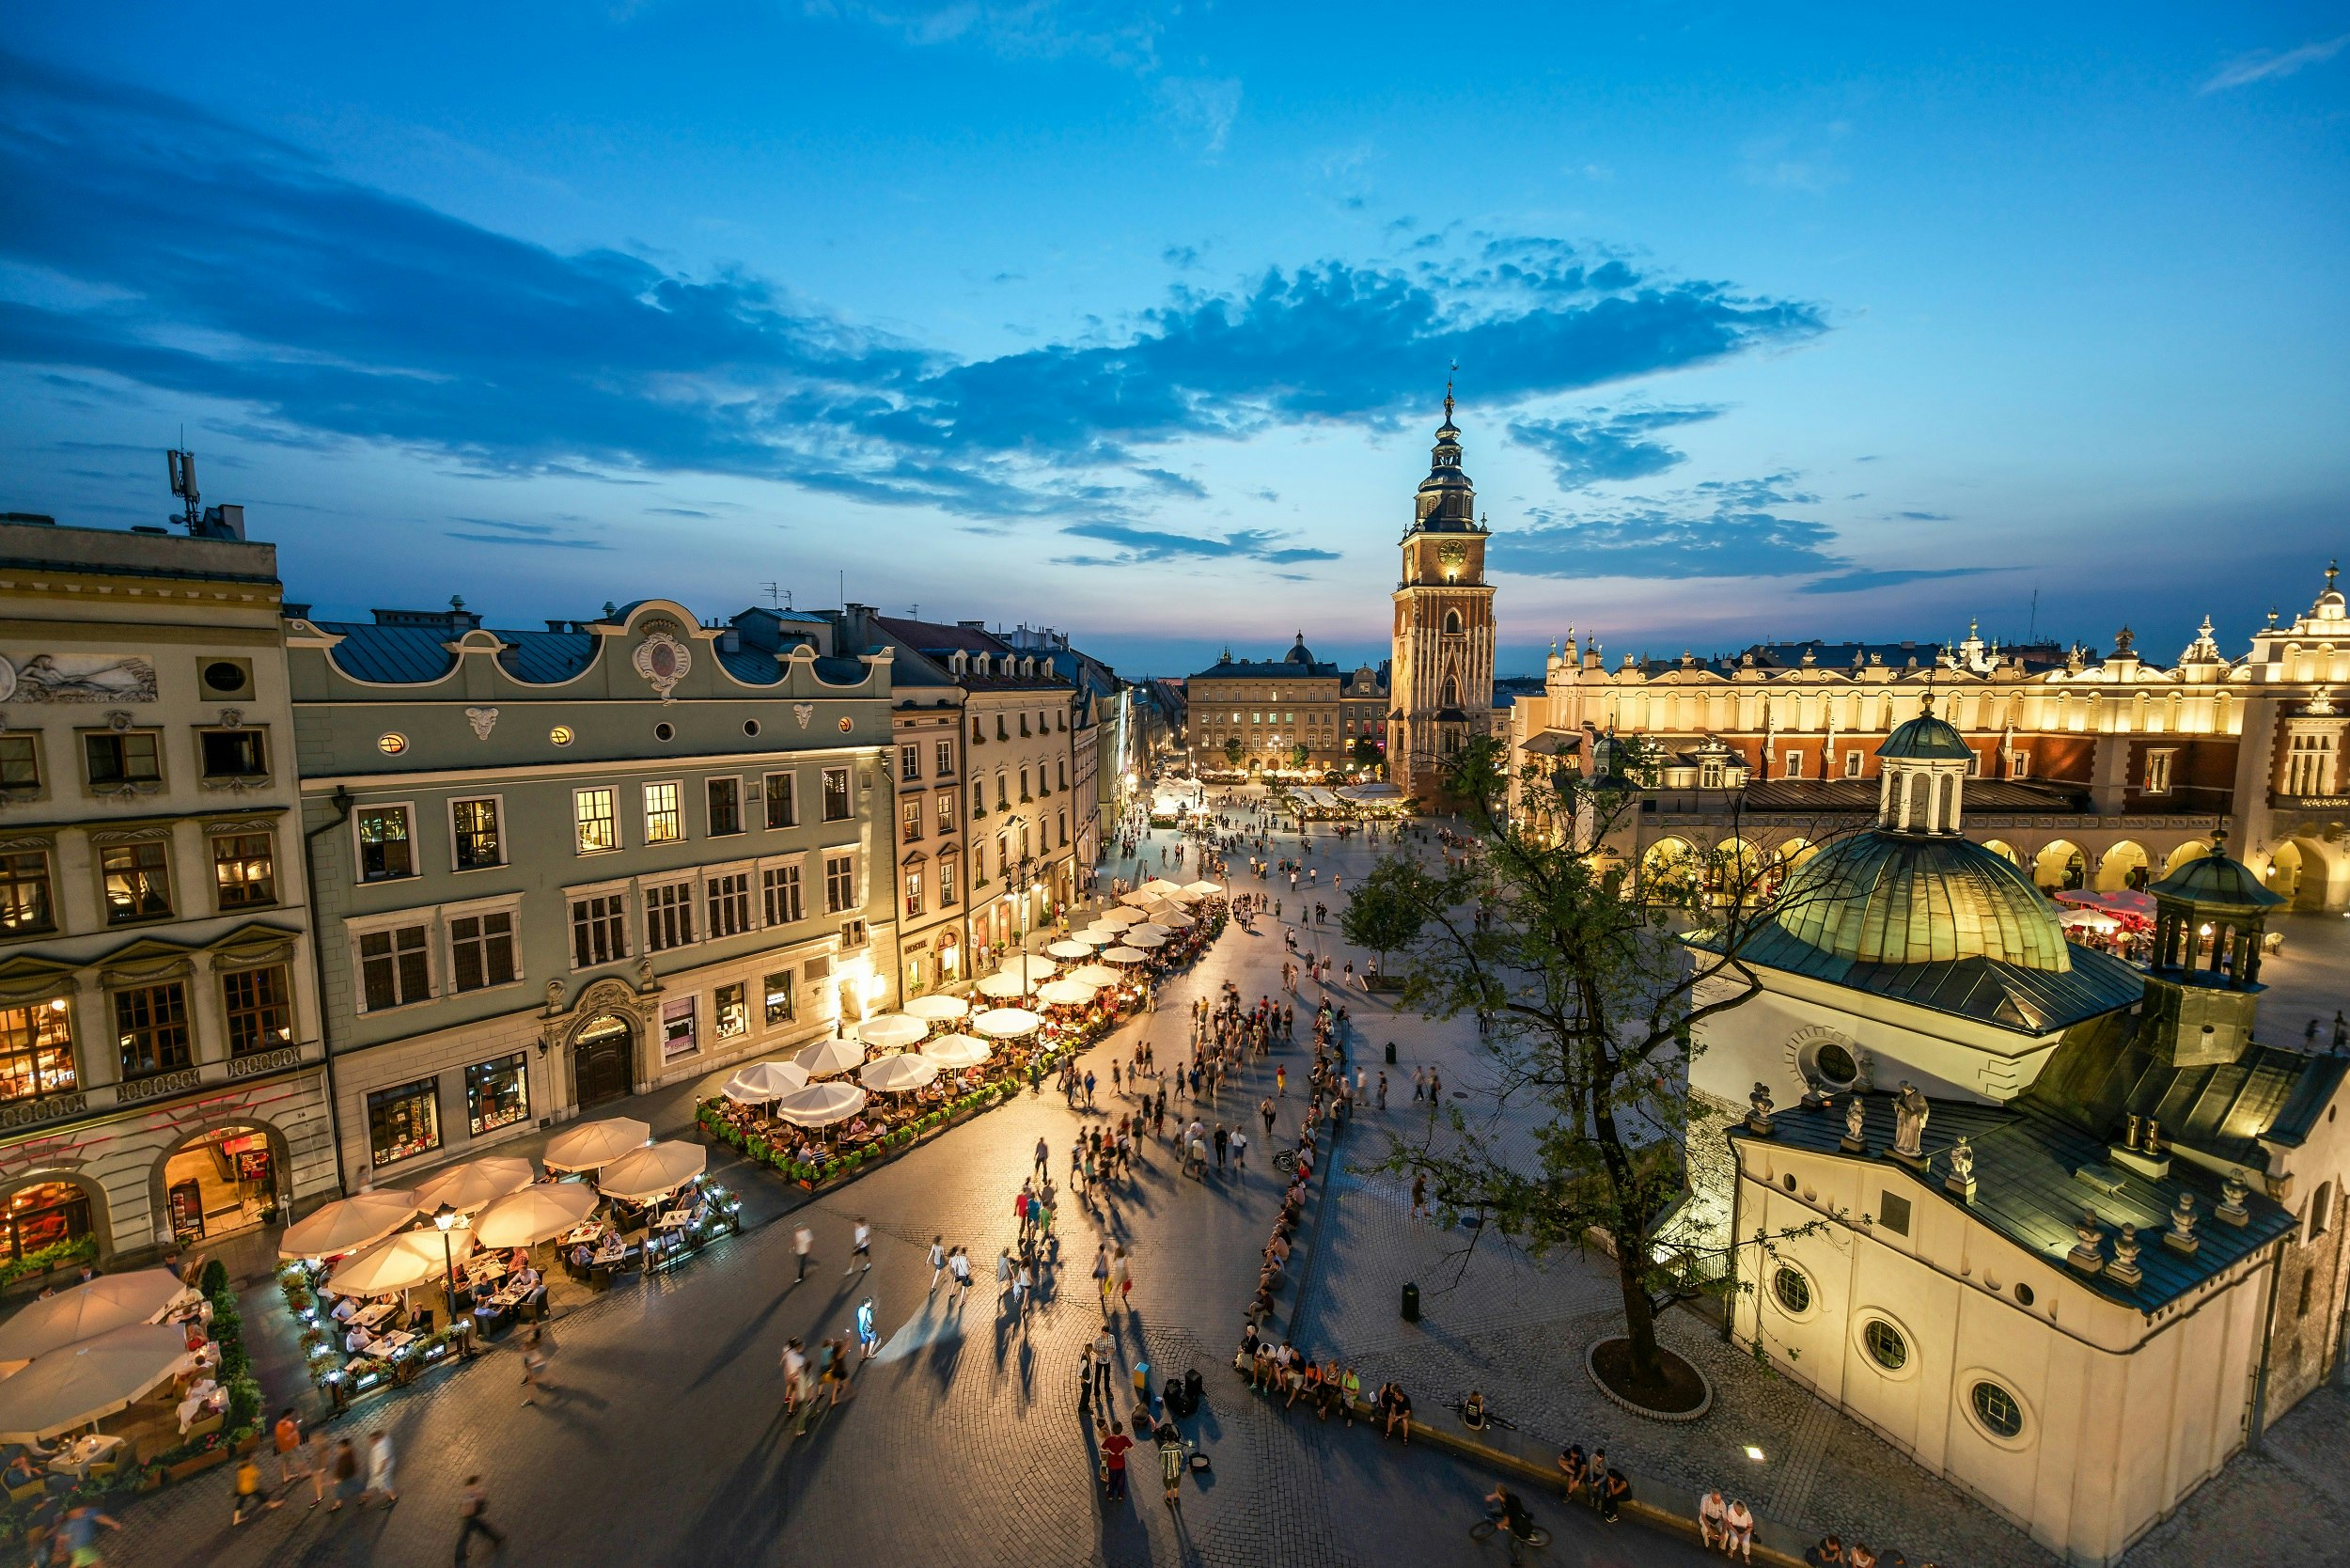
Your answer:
431,1201 -> 460,1327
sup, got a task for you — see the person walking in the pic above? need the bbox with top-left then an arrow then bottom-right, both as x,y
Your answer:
1093,1244 -> 1112,1313
793,1223 -> 814,1283
928,1236 -> 947,1292
1013,1259 -> 1033,1313
997,1247 -> 1015,1304
453,1476 -> 506,1563
1275,1065 -> 1287,1096
301,1425 -> 332,1509
519,1325 -> 553,1406
1412,1171 -> 1428,1217
1157,1419 -> 1188,1506
847,1216 -> 872,1275
948,1245 -> 972,1303
271,1407 -> 308,1505
1093,1326 -> 1116,1405
362,1430 -> 398,1508
1230,1126 -> 1247,1170
1034,1136 -> 1051,1174
231,1450 -> 273,1524
1213,1123 -> 1229,1170
1261,1097 -> 1277,1139
1098,1419 -> 1134,1501
326,1437 -> 361,1512
1376,1071 -> 1387,1110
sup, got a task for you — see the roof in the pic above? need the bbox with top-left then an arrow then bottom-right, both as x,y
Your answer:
1732,1092 -> 2295,1313
870,615 -> 1008,657
494,630 -> 598,684
2022,1017 -> 2350,1165
1738,778 -> 2089,814
1878,711 -> 1973,761
1772,831 -> 2076,970
2148,845 -> 2284,910
1699,921 -> 2146,1035
312,622 -> 461,684
1186,655 -> 1342,682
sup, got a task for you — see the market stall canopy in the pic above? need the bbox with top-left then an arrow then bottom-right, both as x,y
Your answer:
411,1157 -> 536,1215
859,1053 -> 940,1092
1101,947 -> 1148,964
1035,979 -> 1098,1007
280,1189 -> 428,1260
795,1037 -> 868,1078
1183,880 -> 1223,897
473,1184 -> 600,1249
1067,963 -> 1123,986
1044,940 -> 1094,960
1097,907 -> 1144,927
0,1271 -> 187,1363
330,1227 -> 478,1298
2060,908 -> 2123,933
1123,931 -> 1168,949
857,1013 -> 928,1051
920,1033 -> 993,1069
0,1324 -> 193,1444
975,972 -> 1033,1000
901,994 -> 970,1022
773,1081 -> 869,1127
723,1059 -> 810,1103
542,1117 -> 653,1173
997,953 -> 1058,986
973,1007 -> 1042,1039
596,1141 -> 708,1203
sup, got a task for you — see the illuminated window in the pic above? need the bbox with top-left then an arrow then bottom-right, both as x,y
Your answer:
643,782 -> 683,843
574,788 -> 619,854
222,964 -> 293,1055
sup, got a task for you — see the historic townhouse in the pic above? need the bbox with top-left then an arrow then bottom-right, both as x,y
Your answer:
0,516 -> 332,1264
288,599 -> 898,1185
1185,637 -> 1349,773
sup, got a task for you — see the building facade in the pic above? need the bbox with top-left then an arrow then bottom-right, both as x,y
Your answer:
0,518 -> 333,1264
1184,637 -> 1347,773
1389,395 -> 1497,802
288,599 -> 900,1186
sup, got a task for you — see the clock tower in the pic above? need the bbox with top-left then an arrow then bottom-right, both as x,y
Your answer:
1388,389 -> 1496,803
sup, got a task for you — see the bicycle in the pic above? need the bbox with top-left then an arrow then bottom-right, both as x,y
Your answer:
1447,1397 -> 1519,1433
1469,1515 -> 1552,1560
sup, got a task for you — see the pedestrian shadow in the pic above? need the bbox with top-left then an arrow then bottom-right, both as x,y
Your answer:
682,1284 -> 793,1391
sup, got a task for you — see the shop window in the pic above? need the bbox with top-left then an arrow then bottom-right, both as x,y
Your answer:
0,734 -> 39,792
212,832 -> 276,908
115,980 -> 191,1078
198,729 -> 267,779
574,787 -> 619,854
221,964 -> 293,1056
0,1001 -> 75,1103
0,849 -> 55,935
570,893 -> 628,968
763,970 -> 794,1027
358,922 -> 431,1011
714,982 -> 748,1041
822,766 -> 852,823
645,882 -> 695,952
464,1054 -> 529,1137
100,840 -> 173,923
355,805 -> 415,882
824,852 -> 856,916
706,777 -> 742,837
763,773 -> 797,829
5,1183 -> 90,1262
451,798 -> 503,870
84,730 -> 161,787
449,911 -> 517,992
707,871 -> 752,937
762,864 -> 804,927
367,1078 -> 441,1168
661,996 -> 697,1060
643,781 -> 683,844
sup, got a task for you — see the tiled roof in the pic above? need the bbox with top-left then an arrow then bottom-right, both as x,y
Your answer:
312,622 -> 461,684
870,615 -> 1008,656
1186,658 -> 1342,681
494,630 -> 597,684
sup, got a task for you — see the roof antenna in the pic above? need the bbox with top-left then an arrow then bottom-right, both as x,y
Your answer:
761,581 -> 783,608
166,431 -> 201,531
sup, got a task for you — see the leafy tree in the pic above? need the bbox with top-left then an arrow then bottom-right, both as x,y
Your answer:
1223,736 -> 1244,767
1351,735 -> 1382,772
1367,735 -> 1840,1403
1291,743 -> 1311,771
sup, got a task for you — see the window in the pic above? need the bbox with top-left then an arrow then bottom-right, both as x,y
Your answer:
714,982 -> 748,1040
644,881 -> 695,951
2285,732 -> 2335,796
902,798 -> 923,843
763,772 -> 798,830
822,767 -> 852,823
451,799 -> 502,870
0,1001 -> 75,1103
367,1079 -> 440,1168
574,788 -> 619,854
939,856 -> 959,907
763,970 -> 795,1026
1771,1265 -> 1811,1315
2143,748 -> 2175,795
900,744 -> 920,782
1058,760 -> 1068,790
0,850 -> 55,935
114,980 -> 191,1078
1019,766 -> 1030,799
2007,749 -> 2031,780
1863,1319 -> 1908,1372
2311,1181 -> 2333,1241
1058,809 -> 1068,847
935,791 -> 954,834
995,775 -> 1009,811
571,893 -> 628,968
643,782 -> 683,844
0,735 -> 39,791
1844,750 -> 1864,779
449,910 -> 517,992
212,833 -> 275,907
198,729 -> 267,778
359,923 -> 431,1011
661,995 -> 697,1059
762,863 -> 804,927
100,841 -> 173,923
465,1054 -> 530,1137
706,870 -> 752,937
904,869 -> 924,918
1877,1191 -> 1912,1236
377,733 -> 407,756
934,739 -> 954,776
355,806 -> 415,882
972,782 -> 987,819
1969,1381 -> 2024,1439
1782,750 -> 1805,779
4,1184 -> 90,1262
824,851 -> 856,916
84,730 -> 161,787
707,777 -> 742,837
221,964 -> 293,1056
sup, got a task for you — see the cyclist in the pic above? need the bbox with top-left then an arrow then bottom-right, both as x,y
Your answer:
1481,1485 -> 1539,1560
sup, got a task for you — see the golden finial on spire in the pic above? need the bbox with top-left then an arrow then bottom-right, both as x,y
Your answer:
1444,362 -> 1457,423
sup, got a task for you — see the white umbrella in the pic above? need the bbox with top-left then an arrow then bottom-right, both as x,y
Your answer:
723,1059 -> 810,1103
996,953 -> 1058,986
1141,878 -> 1186,897
1130,922 -> 1171,937
0,1271 -> 186,1363
1036,979 -> 1098,1007
859,1054 -> 940,1092
1102,946 -> 1148,964
542,1117 -> 652,1172
921,1033 -> 993,1069
473,1184 -> 601,1249
1068,963 -> 1122,986
280,1189 -> 426,1259
796,1037 -> 867,1077
596,1142 -> 707,1203
1098,907 -> 1143,927
901,994 -> 969,1022
1152,908 -> 1196,929
1125,931 -> 1168,949
0,1324 -> 193,1443
858,1013 -> 928,1051
331,1227 -> 477,1297
1183,880 -> 1222,897
1119,890 -> 1159,908
411,1157 -> 536,1215
1044,939 -> 1093,960
1072,929 -> 1118,947
973,1007 -> 1042,1039
773,1081 -> 869,1127
976,972 -> 1033,1000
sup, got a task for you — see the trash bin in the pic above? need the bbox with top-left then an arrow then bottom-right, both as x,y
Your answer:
1401,1281 -> 1419,1322
1385,1041 -> 1398,1064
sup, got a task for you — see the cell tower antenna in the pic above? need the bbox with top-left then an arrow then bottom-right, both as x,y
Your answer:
165,438 -> 201,531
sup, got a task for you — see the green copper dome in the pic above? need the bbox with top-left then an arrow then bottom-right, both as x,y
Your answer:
1877,709 -> 1973,761
1774,834 -> 2074,971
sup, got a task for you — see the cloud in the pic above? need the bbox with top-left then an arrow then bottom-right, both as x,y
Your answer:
0,51 -> 1825,525
1797,567 -> 1986,595
1130,466 -> 1207,498
1053,521 -> 1337,568
1508,405 -> 1721,489
2201,35 -> 2348,92
804,2 -> 1170,71
1893,510 -> 1950,522
647,506 -> 713,518
442,517 -> 614,550
1161,244 -> 1200,270
1156,75 -> 1241,157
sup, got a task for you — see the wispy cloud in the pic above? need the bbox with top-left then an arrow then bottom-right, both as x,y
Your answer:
1156,75 -> 1241,158
2201,34 -> 2348,92
1508,405 -> 1721,489
803,1 -> 1171,71
1054,521 -> 1337,568
442,517 -> 614,550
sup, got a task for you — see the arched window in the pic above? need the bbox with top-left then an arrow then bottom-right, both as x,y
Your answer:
2312,1181 -> 2333,1240
1441,676 -> 1459,707
1443,608 -> 1463,635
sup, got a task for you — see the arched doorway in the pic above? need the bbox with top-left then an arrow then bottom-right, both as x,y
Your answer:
2094,841 -> 2150,892
2033,840 -> 2086,891
1980,839 -> 2019,866
1640,838 -> 1700,900
572,1014 -> 636,1109
0,1175 -> 104,1266
157,1123 -> 288,1245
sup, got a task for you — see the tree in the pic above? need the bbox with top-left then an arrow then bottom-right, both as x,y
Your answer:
1222,736 -> 1244,767
1351,735 -> 1382,773
1362,735 -> 1840,1406
1291,742 -> 1311,771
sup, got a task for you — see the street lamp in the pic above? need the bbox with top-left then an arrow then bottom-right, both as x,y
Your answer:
431,1201 -> 460,1331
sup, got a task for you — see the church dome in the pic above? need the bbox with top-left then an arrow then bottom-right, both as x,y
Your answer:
1877,708 -> 1972,761
1283,633 -> 1314,666
1771,834 -> 2074,971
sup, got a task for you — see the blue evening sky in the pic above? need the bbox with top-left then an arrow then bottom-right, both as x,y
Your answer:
3,4 -> 2344,677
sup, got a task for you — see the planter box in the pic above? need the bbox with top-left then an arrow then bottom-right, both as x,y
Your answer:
164,1449 -> 229,1482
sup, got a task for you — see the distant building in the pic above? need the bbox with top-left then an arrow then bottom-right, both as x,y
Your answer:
1184,636 -> 1350,774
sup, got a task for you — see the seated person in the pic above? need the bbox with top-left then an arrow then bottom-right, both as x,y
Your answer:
1382,1382 -> 1412,1441
592,1230 -> 628,1263
343,1324 -> 378,1356
1557,1443 -> 1588,1498
569,1242 -> 593,1272
3,1452 -> 40,1491
1250,1341 -> 1276,1390
329,1294 -> 359,1324
1461,1389 -> 1488,1430
514,1263 -> 541,1291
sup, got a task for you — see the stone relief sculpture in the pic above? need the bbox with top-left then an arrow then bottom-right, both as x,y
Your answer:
0,653 -> 159,703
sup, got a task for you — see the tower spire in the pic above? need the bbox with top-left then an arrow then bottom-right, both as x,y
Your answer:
1444,362 -> 1456,424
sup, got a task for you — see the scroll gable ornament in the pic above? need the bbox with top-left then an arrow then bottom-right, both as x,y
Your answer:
632,633 -> 691,703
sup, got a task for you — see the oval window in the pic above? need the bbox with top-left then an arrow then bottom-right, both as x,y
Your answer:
654,722 -> 676,743
1864,1319 -> 1907,1371
743,719 -> 761,738
1771,1265 -> 1811,1315
2013,1282 -> 2035,1307
1814,1042 -> 1859,1088
1971,1380 -> 2024,1439
549,726 -> 575,747
202,660 -> 246,693
376,733 -> 407,756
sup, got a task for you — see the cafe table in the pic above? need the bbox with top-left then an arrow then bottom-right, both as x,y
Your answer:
353,1300 -> 400,1333
47,1434 -> 123,1478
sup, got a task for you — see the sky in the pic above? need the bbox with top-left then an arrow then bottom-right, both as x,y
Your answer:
2,3 -> 2345,678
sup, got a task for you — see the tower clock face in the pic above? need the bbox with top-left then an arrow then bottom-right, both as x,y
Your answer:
1437,541 -> 1466,578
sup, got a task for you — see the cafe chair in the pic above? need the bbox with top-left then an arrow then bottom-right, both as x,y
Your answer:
6,1474 -> 45,1506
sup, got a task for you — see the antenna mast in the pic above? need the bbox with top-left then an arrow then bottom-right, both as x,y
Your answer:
165,444 -> 201,531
